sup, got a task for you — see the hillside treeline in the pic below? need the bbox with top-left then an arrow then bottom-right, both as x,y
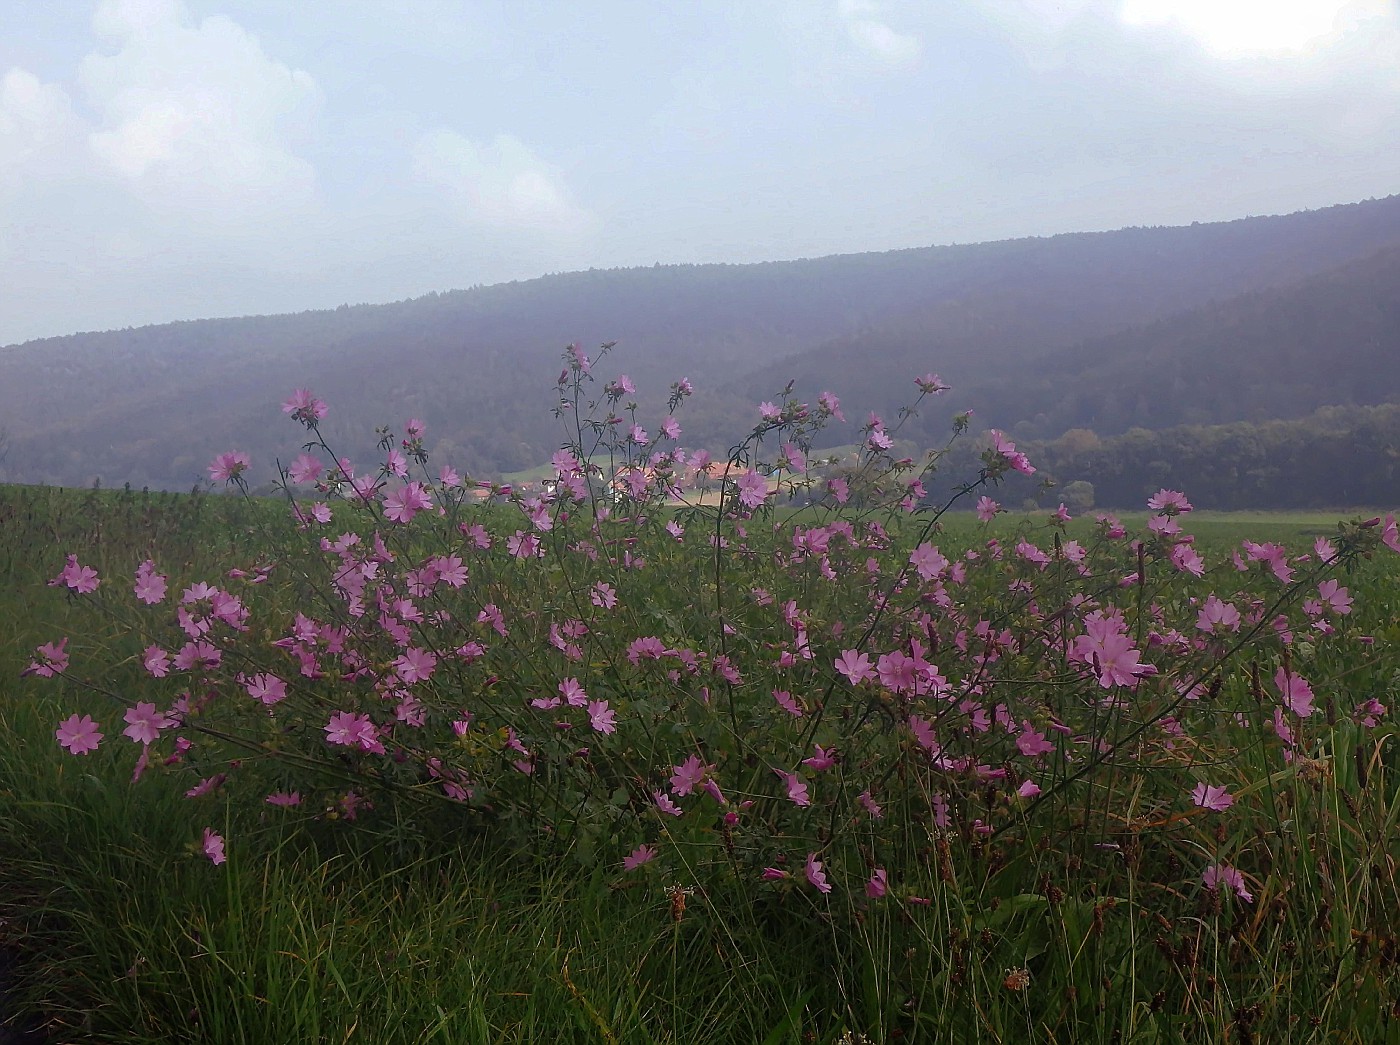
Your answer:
932,405 -> 1400,512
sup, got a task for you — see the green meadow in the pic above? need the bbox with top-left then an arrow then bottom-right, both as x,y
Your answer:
2,482 -> 1399,1044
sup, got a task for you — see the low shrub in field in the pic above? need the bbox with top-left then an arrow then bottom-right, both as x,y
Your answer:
20,344 -> 1400,1034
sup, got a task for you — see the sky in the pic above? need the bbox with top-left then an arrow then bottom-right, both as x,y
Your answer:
1,0 -> 1398,346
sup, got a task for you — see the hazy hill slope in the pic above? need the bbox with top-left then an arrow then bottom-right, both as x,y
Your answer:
3,194 -> 1400,488
961,244 -> 1400,440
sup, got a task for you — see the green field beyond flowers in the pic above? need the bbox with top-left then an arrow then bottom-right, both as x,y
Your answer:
2,358 -> 1400,1044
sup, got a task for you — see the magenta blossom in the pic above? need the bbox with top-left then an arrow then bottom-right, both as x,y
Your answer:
282,388 -> 328,426
288,453 -> 323,484
866,868 -> 888,898
804,853 -> 832,894
1147,489 -> 1193,514
24,638 -> 69,678
208,451 -> 251,483
324,711 -> 383,753
50,554 -> 100,594
735,469 -> 768,510
1275,668 -> 1316,718
1202,863 -> 1252,903
1192,782 -> 1235,812
122,702 -> 172,745
834,649 -> 873,685
775,769 -> 811,807
201,828 -> 227,865
55,713 -> 103,755
587,699 -> 617,734
383,482 -> 433,524
623,844 -> 657,871
669,755 -> 712,796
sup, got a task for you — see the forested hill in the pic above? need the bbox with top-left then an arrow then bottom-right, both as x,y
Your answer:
2,194 -> 1400,490
736,239 -> 1400,452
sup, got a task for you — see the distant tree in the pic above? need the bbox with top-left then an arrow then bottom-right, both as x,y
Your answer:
1060,480 -> 1095,514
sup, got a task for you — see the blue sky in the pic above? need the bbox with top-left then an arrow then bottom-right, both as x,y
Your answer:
2,0 -> 1398,345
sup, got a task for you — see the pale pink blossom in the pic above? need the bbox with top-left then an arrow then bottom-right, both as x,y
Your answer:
55,713 -> 103,755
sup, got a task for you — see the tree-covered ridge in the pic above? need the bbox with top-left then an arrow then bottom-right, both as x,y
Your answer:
2,194 -> 1400,493
919,404 -> 1400,512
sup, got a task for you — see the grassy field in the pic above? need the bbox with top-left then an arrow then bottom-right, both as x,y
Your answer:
2,482 -> 1399,1043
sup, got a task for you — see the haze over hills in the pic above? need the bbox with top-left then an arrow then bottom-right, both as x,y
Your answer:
2,194 -> 1400,495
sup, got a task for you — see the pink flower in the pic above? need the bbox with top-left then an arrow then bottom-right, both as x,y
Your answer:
627,636 -> 667,663
653,791 -> 683,816
208,451 -> 251,483
324,711 -> 382,752
1317,579 -> 1352,616
735,469 -> 769,510
1192,782 -> 1234,812
282,388 -> 328,426
587,700 -> 617,734
591,582 -> 617,609
781,442 -> 805,472
1147,489 -> 1193,514
975,496 -> 1000,522
50,554 -> 100,594
201,828 -> 227,865
1202,863 -> 1252,903
1018,780 -> 1042,798
243,672 -> 287,705
858,790 -> 884,818
266,791 -> 302,807
133,560 -> 167,604
866,868 -> 888,898
1015,725 -> 1056,759
143,645 -> 171,678
1382,513 -> 1400,554
989,430 -> 1035,475
802,744 -> 837,772
669,755 -> 711,796
507,531 -> 540,558
122,702 -> 171,745
909,542 -> 948,581
24,637 -> 69,678
1275,668 -> 1315,718
775,769 -> 810,807
55,713 -> 103,755
834,649 -> 872,685
383,482 -> 433,524
804,853 -> 832,894
185,773 -> 227,798
393,647 -> 437,685
623,844 -> 657,871
1170,543 -> 1205,577
1196,596 -> 1240,634
558,678 -> 588,706
773,689 -> 804,717
288,453 -> 323,484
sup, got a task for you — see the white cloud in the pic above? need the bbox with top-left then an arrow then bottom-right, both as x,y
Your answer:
837,1 -> 923,67
412,129 -> 589,230
79,0 -> 321,205
1118,0 -> 1389,57
0,68 -> 82,182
